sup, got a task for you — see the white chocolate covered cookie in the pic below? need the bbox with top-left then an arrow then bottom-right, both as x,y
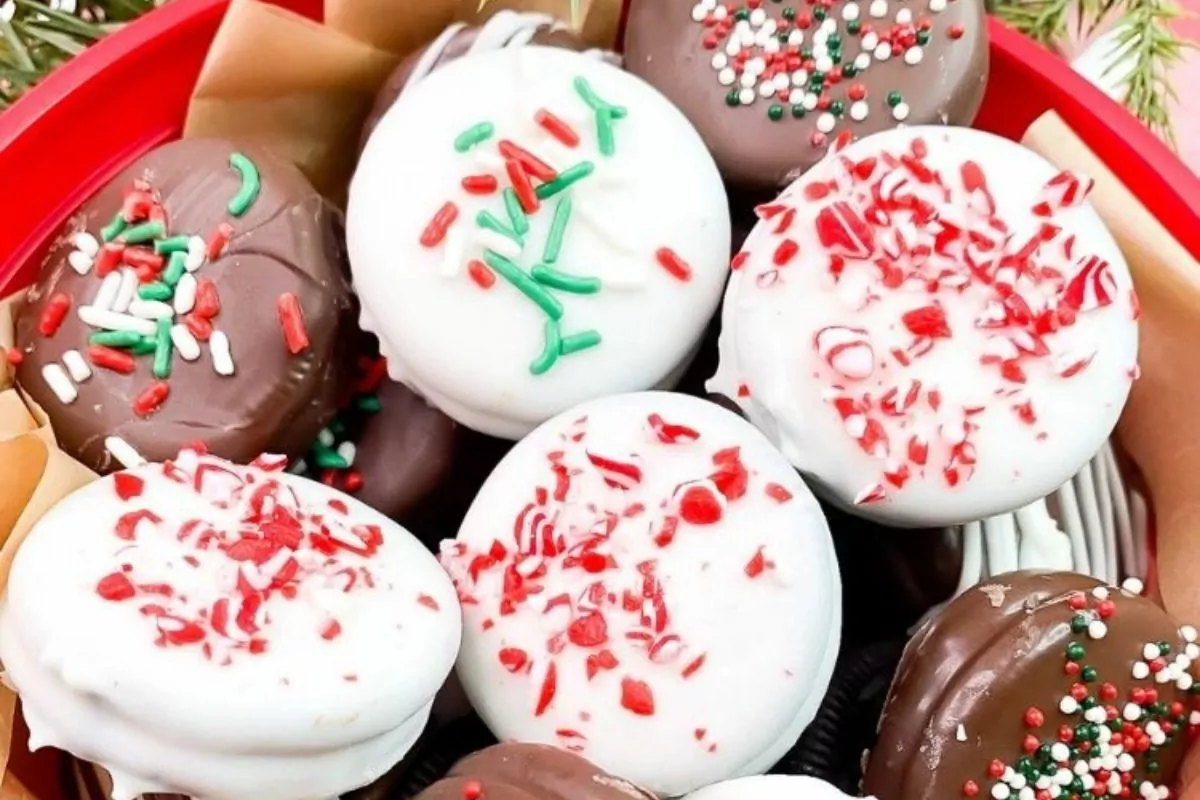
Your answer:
349,47 -> 731,439
0,450 -> 461,800
441,392 -> 841,796
685,775 -> 875,799
709,126 -> 1139,527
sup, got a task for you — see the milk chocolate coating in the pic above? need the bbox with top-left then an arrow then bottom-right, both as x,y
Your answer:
623,0 -> 989,194
361,20 -> 589,148
864,571 -> 1195,800
14,138 -> 354,474
416,743 -> 658,800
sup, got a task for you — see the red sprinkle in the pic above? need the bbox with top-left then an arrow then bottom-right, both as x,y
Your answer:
462,780 -> 483,800
765,483 -> 793,503
193,279 -> 221,320
655,247 -> 692,282
499,647 -> 529,673
123,248 -> 164,272
535,109 -> 581,148
679,484 -> 723,525
419,202 -> 459,248
461,175 -> 499,195
185,315 -> 214,342
207,223 -> 234,261
38,294 -> 71,337
276,293 -> 311,355
682,654 -> 706,679
535,662 -> 558,716
321,620 -> 342,640
620,676 -> 655,716
113,473 -> 145,502
902,305 -> 952,339
95,243 -> 125,277
96,572 -> 137,602
497,140 -> 558,183
468,259 -> 496,290
505,158 -> 540,214
773,238 -> 800,266
88,345 -> 137,375
133,381 -> 170,417
416,594 -> 440,611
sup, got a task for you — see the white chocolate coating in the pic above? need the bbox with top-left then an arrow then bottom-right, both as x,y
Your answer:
349,47 -> 731,439
709,126 -> 1139,527
442,392 -> 841,796
685,775 -> 874,799
0,451 -> 461,800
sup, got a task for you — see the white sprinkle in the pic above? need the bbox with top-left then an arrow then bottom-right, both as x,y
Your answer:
42,364 -> 76,403
850,101 -> 869,121
1088,620 -> 1108,639
318,428 -> 335,447
803,92 -> 819,111
711,53 -> 729,70
718,67 -> 737,86
1123,702 -> 1142,721
815,55 -> 834,73
855,52 -> 872,71
750,7 -> 766,24
1092,586 -> 1110,600
929,0 -> 947,10
955,724 -> 967,741
792,69 -> 809,86
170,325 -> 201,362
875,43 -> 892,61
210,331 -> 235,376
773,72 -> 790,92
1054,768 -> 1073,786
763,36 -> 781,53
1132,661 -> 1150,679
740,72 -> 757,89
61,350 -> 91,383
336,441 -> 357,467
91,271 -> 122,311
1143,643 -> 1161,660
128,299 -> 174,321
1080,776 -> 1095,792
185,236 -> 207,272
1059,696 -> 1079,714
475,230 -> 522,259
174,273 -> 198,315
904,45 -> 924,65
1154,667 -> 1172,684
71,232 -> 99,256
739,87 -> 756,105
713,4 -> 727,18
862,31 -> 880,50
869,0 -> 888,14
1191,710 -> 1200,725
991,784 -> 1010,800
893,102 -> 911,121
77,307 -> 156,336
105,436 -> 146,469
1116,753 -> 1135,772
1122,577 -> 1145,595
895,7 -> 913,23
725,39 -> 740,57
1073,760 -> 1090,777
788,28 -> 804,46
1010,772 -> 1028,790
1050,743 -> 1069,762
1084,706 -> 1107,723
112,268 -> 138,314
690,3 -> 707,21
758,81 -> 775,98
816,113 -> 836,133
67,250 -> 94,276
1182,625 -> 1197,643
842,1 -> 860,19
1187,643 -> 1200,660
1101,754 -> 1118,771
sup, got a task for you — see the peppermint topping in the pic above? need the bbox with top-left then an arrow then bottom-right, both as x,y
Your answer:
440,411 -> 793,731
744,136 -> 1134,505
92,450 -> 407,662
964,590 -> 1200,800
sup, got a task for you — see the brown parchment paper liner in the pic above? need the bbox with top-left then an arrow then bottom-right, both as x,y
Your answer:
457,0 -> 624,49
1023,113 -> 1200,795
0,291 -> 99,799
182,0 -> 623,208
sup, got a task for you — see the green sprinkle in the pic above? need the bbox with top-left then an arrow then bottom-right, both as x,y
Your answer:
152,318 -> 173,379
121,220 -> 164,244
542,198 -> 573,264
531,264 -> 601,294
813,5 -> 826,19
791,104 -> 807,119
596,110 -> 620,156
725,91 -> 740,107
887,90 -> 904,107
503,188 -> 529,237
768,104 -> 784,121
454,122 -> 495,153
227,152 -> 262,218
916,29 -> 930,45
530,320 -> 562,375
90,330 -> 142,348
356,395 -> 382,414
573,77 -> 627,158
131,336 -> 158,356
560,329 -> 601,356
138,282 -> 173,302
842,63 -> 859,77
163,250 -> 188,288
312,442 -> 349,470
482,251 -> 563,320
1065,642 -> 1085,661
100,213 -> 127,243
154,235 -> 191,254
477,210 -> 523,245
535,162 -> 595,201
